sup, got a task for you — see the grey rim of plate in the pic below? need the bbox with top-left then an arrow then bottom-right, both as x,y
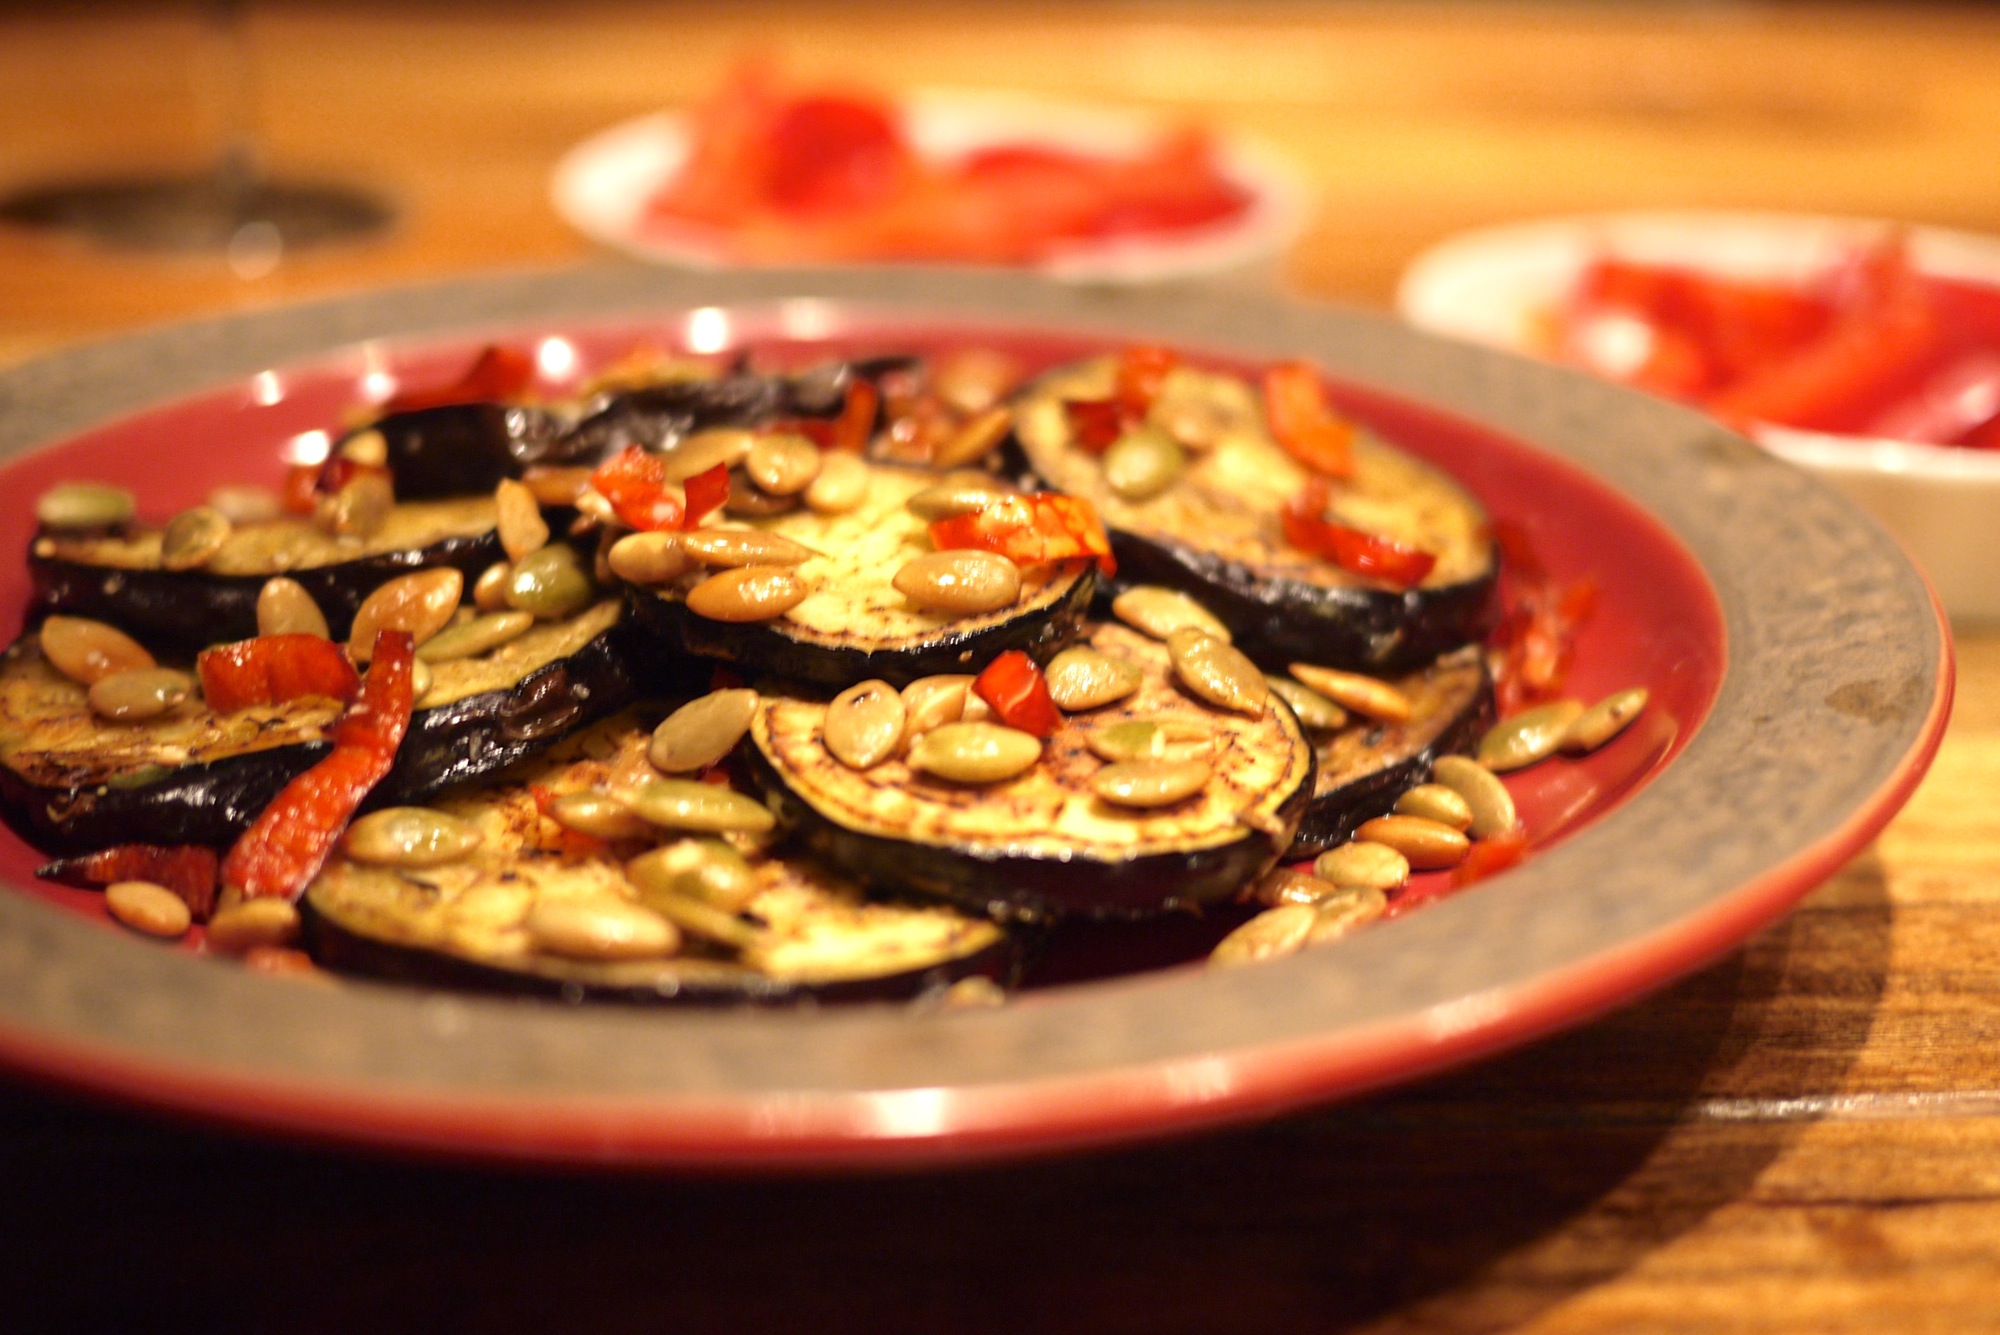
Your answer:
0,265 -> 1944,1161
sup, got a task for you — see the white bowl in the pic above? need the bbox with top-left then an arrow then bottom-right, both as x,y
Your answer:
551,89 -> 1309,287
1396,210 -> 2000,621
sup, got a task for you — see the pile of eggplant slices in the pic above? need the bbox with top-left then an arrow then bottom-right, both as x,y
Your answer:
3,342 -> 1579,1006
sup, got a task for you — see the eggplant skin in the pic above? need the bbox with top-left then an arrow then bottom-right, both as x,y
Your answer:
370,404 -> 580,500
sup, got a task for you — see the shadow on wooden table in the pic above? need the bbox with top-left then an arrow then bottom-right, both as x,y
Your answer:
2,858 -> 1890,1334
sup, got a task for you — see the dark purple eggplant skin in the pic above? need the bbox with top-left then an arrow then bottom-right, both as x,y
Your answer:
365,403 -> 580,500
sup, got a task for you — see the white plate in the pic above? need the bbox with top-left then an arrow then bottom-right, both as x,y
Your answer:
1396,210 -> 2000,621
551,89 -> 1308,286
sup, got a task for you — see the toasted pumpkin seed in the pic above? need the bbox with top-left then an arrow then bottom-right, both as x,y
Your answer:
804,450 -> 870,514
892,549 -> 1021,615
723,466 -> 799,518
629,881 -> 760,951
649,689 -> 759,773
1167,629 -> 1265,715
526,898 -> 679,961
318,470 -> 394,539
960,693 -> 994,724
905,473 -> 1018,521
205,897 -> 300,955
472,561 -> 513,611
344,807 -> 483,867
1266,676 -> 1347,731
159,505 -> 232,571
36,482 -> 134,530
1091,757 -> 1210,807
206,483 -> 281,525
337,428 -> 389,467
933,348 -> 1020,415
1252,868 -> 1344,908
1307,884 -> 1388,942
88,667 -> 193,722
606,531 -> 690,585
623,779 -> 776,835
1112,586 -> 1231,643
256,577 -> 330,638
39,616 -> 155,684
547,790 -> 651,841
907,722 -> 1041,784
1353,815 -> 1471,870
1478,700 -> 1587,772
680,528 -> 815,568
1429,755 -> 1518,838
494,478 -> 549,561
900,675 -> 973,741
1210,904 -> 1317,967
105,879 -> 192,939
521,465 -> 594,507
1085,719 -> 1215,765
825,680 -> 906,770
504,544 -> 594,621
350,568 -> 462,659
1561,687 -> 1650,754
931,405 -> 1013,468
660,427 -> 754,483
1287,664 -> 1412,722
1313,840 -> 1410,890
416,610 -> 535,662
1044,647 -> 1143,712
1396,783 -> 1474,831
1102,425 -> 1186,501
626,837 -> 759,914
746,432 -> 822,495
685,565 -> 807,622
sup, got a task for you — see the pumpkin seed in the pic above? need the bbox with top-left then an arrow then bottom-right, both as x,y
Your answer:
1478,700 -> 1587,772
1353,815 -> 1471,870
526,897 -> 679,961
494,478 -> 549,561
824,680 -> 906,770
899,675 -> 974,742
206,483 -> 281,525
1102,425 -> 1186,501
105,879 -> 191,939
648,688 -> 759,773
1395,783 -> 1474,831
504,544 -> 594,620
1287,664 -> 1412,722
344,807 -> 483,867
1266,675 -> 1347,731
905,473 -> 1017,521
574,488 -> 619,525
804,450 -> 870,514
159,505 -> 232,571
1312,840 -> 1410,890
1561,687 -> 1650,754
1210,904 -> 1317,967
960,692 -> 994,724
205,897 -> 300,955
746,432 -> 822,495
1044,647 -> 1143,711
36,482 -> 134,530
1085,719 -> 1215,765
660,427 -> 755,483
1167,629 -> 1266,714
472,561 -> 513,611
521,465 -> 594,507
626,837 -> 759,913
723,466 -> 799,517
39,616 -> 155,684
1111,586 -> 1231,643
1150,393 -> 1232,451
546,790 -> 651,841
684,565 -> 807,622
256,577 -> 330,638
1091,757 -> 1210,807
606,531 -> 690,585
411,659 -> 434,705
627,880 -> 760,951
1252,868 -> 1344,908
337,428 -> 389,467
1307,884 -> 1388,942
623,779 -> 776,835
417,610 -> 535,662
931,405 -> 1013,468
892,550 -> 1021,615
88,667 -> 193,722
317,470 -> 394,539
932,348 -> 1019,415
349,568 -> 462,659
907,722 -> 1041,784
680,528 -> 815,568
1429,755 -> 1519,838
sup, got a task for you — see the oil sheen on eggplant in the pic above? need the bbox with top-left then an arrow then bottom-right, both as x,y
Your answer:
630,462 -> 1095,691
1012,358 -> 1498,675
748,622 -> 1315,922
305,720 -> 1011,1004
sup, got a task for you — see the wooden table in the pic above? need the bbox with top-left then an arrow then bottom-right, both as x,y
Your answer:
3,4 -> 1997,1329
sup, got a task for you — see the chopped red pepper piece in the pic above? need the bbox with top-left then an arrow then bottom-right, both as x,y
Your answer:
1452,829 -> 1529,887
221,631 -> 417,902
37,844 -> 220,921
1488,520 -> 1598,715
1264,360 -> 1356,478
589,445 -> 686,532
830,377 -> 881,453
1114,344 -> 1179,418
972,650 -> 1063,738
197,635 -> 361,713
314,455 -> 390,499
280,463 -> 322,516
1063,398 -> 1124,454
683,462 -> 731,527
384,344 -> 537,413
1280,478 -> 1437,588
928,492 -> 1116,575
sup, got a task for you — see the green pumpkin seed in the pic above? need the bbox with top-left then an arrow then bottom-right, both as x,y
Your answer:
546,790 -> 651,841
824,680 -> 907,770
660,427 -> 755,483
931,406 -> 1013,468
892,550 -> 1021,615
1091,757 -> 1210,808
680,528 -> 815,568
36,482 -> 134,530
159,505 -> 232,571
1353,815 -> 1471,870
1429,755 -> 1518,839
1560,687 -> 1650,754
1210,904 -> 1317,967
625,837 -> 759,913
746,432 -> 822,495
905,473 -> 1017,521
907,722 -> 1041,784
684,565 -> 807,622
1395,783 -> 1474,831
88,667 -> 193,722
1307,885 -> 1388,942
1167,628 -> 1265,715
39,616 -> 155,684
1101,425 -> 1186,502
1111,586 -> 1231,643
606,532 -> 691,586
504,544 -> 594,621
1085,719 -> 1215,765
105,879 -> 192,939
623,779 -> 776,835
1251,868 -> 1344,908
804,450 -> 870,514
1287,663 -> 1412,722
1266,675 -> 1347,731
205,484 -> 281,525
526,897 -> 679,961
318,470 -> 394,539
416,610 -> 535,662
1044,647 -> 1143,712
626,881 -> 759,951
494,478 -> 549,561
256,577 -> 329,638
1312,840 -> 1410,890
626,845 -> 761,943
649,688 -> 759,773
1478,700 -> 1587,772
344,807 -> 483,868
350,568 -> 463,659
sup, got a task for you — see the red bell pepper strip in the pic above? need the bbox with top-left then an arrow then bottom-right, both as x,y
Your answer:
830,377 -> 880,453
37,844 -> 220,921
1452,829 -> 1529,887
929,492 -> 1116,575
384,344 -> 537,413
198,635 -> 361,713
1114,344 -> 1179,418
1488,520 -> 1598,716
972,650 -> 1063,738
221,631 -> 416,902
589,445 -> 686,532
1279,479 -> 1437,588
682,462 -> 731,527
1263,361 -> 1356,478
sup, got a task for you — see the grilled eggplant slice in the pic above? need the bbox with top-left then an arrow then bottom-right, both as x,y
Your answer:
1289,646 -> 1495,856
304,721 -> 1011,1004
28,496 -> 514,655
367,403 -> 580,500
0,600 -> 654,854
630,462 -> 1095,690
1013,358 -> 1498,674
748,622 -> 1314,922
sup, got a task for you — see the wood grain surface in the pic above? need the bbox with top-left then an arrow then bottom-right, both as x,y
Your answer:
4,4 -> 1999,1331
